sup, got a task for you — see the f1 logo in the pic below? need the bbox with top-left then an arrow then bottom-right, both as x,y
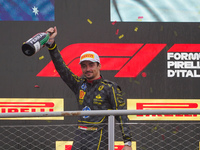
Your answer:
37,43 -> 166,77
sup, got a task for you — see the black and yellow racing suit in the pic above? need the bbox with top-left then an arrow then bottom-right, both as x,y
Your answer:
48,42 -> 132,149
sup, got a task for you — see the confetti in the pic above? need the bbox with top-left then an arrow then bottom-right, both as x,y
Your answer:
141,72 -> 147,77
151,124 -> 159,132
172,131 -> 177,134
115,29 -> 119,35
34,85 -> 39,88
174,31 -> 178,36
161,134 -> 165,140
134,27 -> 138,32
160,26 -> 163,31
154,125 -> 158,130
137,16 -> 143,21
176,126 -> 179,131
150,87 -> 153,93
87,19 -> 92,24
138,16 -> 143,19
134,80 -> 140,85
118,34 -> 124,39
39,55 -> 44,60
112,21 -> 117,25
161,128 -> 166,133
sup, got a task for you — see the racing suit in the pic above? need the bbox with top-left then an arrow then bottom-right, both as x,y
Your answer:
48,42 -> 132,149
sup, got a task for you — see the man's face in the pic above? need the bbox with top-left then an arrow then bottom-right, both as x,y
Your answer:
80,61 -> 101,80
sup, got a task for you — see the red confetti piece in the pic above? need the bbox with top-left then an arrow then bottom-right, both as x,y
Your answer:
141,72 -> 147,77
138,16 -> 143,19
115,29 -> 119,35
161,134 -> 165,140
112,21 -> 117,25
34,85 -> 40,88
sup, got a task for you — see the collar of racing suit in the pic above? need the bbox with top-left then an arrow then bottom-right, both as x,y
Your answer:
86,75 -> 103,84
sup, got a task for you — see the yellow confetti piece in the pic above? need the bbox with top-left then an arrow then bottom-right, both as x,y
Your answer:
134,80 -> 140,85
160,26 -> 163,31
87,19 -> 92,24
174,31 -> 178,36
150,87 -> 153,93
151,124 -> 159,132
134,27 -> 138,32
136,19 -> 142,21
172,131 -> 177,134
118,34 -> 124,39
161,128 -> 166,133
39,55 -> 44,60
